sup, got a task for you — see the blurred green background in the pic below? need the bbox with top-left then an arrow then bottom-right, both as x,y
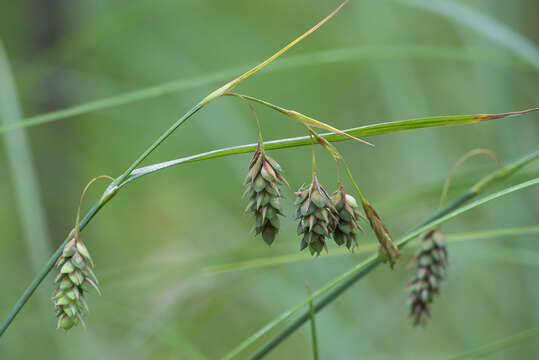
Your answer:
1,0 -> 538,359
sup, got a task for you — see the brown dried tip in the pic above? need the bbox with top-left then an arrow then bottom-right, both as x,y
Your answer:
362,202 -> 400,269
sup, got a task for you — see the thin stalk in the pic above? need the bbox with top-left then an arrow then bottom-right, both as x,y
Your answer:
115,101 -> 205,184
440,148 -> 501,208
75,175 -> 116,236
306,285 -> 319,360
227,93 -> 265,152
342,160 -> 367,203
233,94 -> 373,147
0,40 -> 58,353
243,155 -> 539,359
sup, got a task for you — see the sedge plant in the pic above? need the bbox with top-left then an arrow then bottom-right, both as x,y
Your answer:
0,4 -> 538,360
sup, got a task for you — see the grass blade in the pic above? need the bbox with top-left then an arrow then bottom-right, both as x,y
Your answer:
123,109 -> 538,185
3,44 -> 529,134
0,40 -> 56,342
221,178 -> 539,359
397,0 -> 539,70
448,326 -> 539,360
306,286 -> 319,360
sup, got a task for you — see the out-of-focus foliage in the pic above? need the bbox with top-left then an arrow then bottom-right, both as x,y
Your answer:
0,0 -> 538,359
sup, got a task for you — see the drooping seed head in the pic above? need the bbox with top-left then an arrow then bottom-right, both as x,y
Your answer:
53,232 -> 100,331
330,185 -> 364,250
406,228 -> 449,326
295,175 -> 338,256
243,150 -> 287,246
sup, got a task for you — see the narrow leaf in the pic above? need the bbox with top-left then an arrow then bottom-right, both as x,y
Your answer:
123,108 -> 538,186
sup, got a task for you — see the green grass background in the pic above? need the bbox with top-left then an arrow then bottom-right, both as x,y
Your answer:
0,0 -> 538,359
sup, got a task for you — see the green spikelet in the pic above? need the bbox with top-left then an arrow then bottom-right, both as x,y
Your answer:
330,185 -> 363,250
52,232 -> 100,331
295,175 -> 338,256
244,150 -> 288,245
406,228 -> 449,326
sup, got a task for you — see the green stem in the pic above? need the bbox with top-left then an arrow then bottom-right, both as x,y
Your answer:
342,160 -> 367,203
115,101 -> 205,184
439,148 -> 500,209
243,155 -> 538,359
306,286 -> 319,360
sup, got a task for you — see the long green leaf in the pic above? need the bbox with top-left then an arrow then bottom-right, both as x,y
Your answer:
448,326 -> 539,360
222,178 -> 539,359
397,0 -> 539,70
122,109 -> 538,186
2,44 -> 530,134
0,39 -> 56,336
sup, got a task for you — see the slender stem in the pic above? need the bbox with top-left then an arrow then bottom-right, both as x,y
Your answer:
245,156 -> 539,359
224,1 -> 348,91
335,158 -> 342,185
439,148 -> 501,208
224,93 -> 289,115
230,93 -> 374,147
309,131 -> 317,175
115,101 -> 205,184
306,285 -> 319,360
227,93 -> 265,153
342,160 -> 367,204
75,175 -> 115,237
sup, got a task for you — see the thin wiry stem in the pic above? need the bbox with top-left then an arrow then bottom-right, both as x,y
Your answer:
439,148 -> 501,208
306,285 -> 319,360
228,93 -> 266,154
75,175 -> 116,237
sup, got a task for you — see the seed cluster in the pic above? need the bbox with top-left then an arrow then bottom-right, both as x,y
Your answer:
406,228 -> 449,326
294,181 -> 338,255
243,150 -> 288,246
331,185 -> 363,250
52,234 -> 100,330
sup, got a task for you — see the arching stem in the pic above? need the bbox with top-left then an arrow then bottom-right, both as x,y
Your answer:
440,149 -> 501,208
